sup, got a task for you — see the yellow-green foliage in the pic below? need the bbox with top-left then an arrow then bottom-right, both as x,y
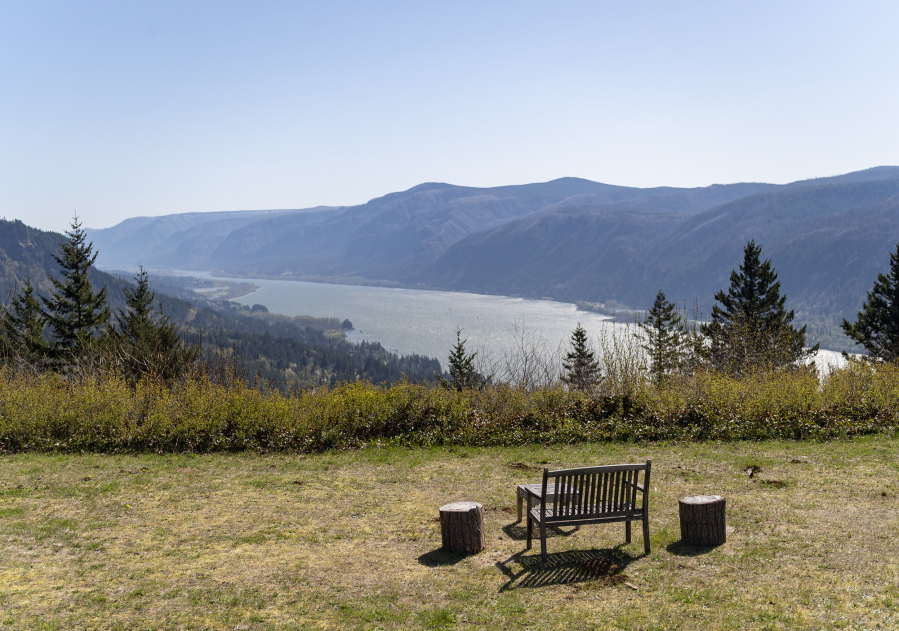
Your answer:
822,360 -> 899,411
640,369 -> 820,419
0,363 -> 898,453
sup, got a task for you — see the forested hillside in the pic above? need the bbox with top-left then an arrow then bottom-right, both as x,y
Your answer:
0,219 -> 66,297
424,174 -> 899,349
0,219 -> 440,387
183,304 -> 439,389
87,177 -> 776,278
85,166 -> 899,351
87,208 -> 334,270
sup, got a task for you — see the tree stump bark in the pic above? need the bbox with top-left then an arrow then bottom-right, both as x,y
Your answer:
439,501 -> 486,554
679,495 -> 726,546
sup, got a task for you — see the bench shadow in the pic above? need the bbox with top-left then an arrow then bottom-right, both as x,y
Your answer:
417,548 -> 470,567
665,540 -> 720,556
419,518 -> 582,568
502,522 -> 578,542
496,547 -> 641,591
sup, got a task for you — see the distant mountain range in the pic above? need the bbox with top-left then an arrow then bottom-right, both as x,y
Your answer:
86,166 -> 899,351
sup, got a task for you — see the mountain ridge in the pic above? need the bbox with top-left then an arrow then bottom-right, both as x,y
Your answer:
85,167 -> 899,351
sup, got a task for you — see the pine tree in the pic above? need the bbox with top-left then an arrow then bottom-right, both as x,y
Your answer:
112,266 -> 197,383
1,278 -> 53,364
638,290 -> 688,384
438,328 -> 484,391
842,242 -> 899,362
561,323 -> 599,391
700,240 -> 817,375
42,216 -> 110,350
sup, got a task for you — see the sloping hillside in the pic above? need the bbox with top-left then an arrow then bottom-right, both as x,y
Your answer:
88,177 -> 775,278
0,220 -> 66,296
421,172 -> 899,349
84,166 -> 899,350
0,219 -> 440,386
85,209 -> 333,268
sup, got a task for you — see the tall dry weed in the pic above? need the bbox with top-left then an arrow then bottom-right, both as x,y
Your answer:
595,323 -> 649,397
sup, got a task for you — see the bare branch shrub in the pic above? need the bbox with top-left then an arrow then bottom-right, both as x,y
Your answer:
482,318 -> 563,390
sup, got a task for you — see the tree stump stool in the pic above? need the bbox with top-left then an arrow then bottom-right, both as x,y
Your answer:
439,501 -> 486,554
679,495 -> 726,546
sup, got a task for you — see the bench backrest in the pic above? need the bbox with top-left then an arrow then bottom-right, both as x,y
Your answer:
541,460 -> 651,522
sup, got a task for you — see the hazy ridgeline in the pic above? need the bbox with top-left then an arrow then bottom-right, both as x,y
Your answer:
86,167 -> 899,352
0,323 -> 896,454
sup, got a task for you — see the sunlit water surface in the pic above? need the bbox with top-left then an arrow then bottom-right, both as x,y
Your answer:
180,273 -> 624,368
161,271 -> 847,374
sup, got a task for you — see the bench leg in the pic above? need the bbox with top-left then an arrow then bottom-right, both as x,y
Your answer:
626,520 -> 631,544
526,513 -> 533,550
540,521 -> 547,563
517,493 -> 523,522
643,516 -> 650,554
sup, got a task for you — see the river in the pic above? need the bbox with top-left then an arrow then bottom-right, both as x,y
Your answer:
179,273 -> 625,367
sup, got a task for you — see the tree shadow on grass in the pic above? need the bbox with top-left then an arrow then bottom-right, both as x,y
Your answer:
665,540 -> 720,556
417,549 -> 470,567
496,547 -> 641,591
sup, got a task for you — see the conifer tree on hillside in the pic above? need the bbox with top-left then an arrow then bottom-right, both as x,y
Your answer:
42,216 -> 110,350
561,323 -> 600,391
1,278 -> 53,364
638,290 -> 689,384
700,240 -> 816,375
111,266 -> 198,383
842,242 -> 899,362
438,328 -> 485,391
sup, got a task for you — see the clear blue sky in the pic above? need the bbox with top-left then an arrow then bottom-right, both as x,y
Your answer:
2,1 -> 898,232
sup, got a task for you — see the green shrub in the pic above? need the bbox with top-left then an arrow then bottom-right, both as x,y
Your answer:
0,363 -> 897,454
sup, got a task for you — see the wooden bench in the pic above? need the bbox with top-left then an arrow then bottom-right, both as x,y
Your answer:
526,460 -> 652,562
516,483 -> 579,522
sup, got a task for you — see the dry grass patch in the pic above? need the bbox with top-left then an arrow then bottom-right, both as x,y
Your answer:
1,439 -> 899,629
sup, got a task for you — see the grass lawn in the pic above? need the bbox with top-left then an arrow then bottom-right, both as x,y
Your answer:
1,438 -> 899,630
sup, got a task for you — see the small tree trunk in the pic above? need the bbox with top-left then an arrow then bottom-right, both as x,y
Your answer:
679,495 -> 726,546
439,501 -> 486,554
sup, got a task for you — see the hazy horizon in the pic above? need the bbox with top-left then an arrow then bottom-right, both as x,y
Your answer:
69,166 -> 899,231
3,2 -> 898,233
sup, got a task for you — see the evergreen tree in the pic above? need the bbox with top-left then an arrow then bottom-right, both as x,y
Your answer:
112,266 -> 197,383
1,278 -> 53,364
638,290 -> 688,384
42,216 -> 110,350
842,242 -> 899,362
438,328 -> 484,391
561,323 -> 600,391
700,240 -> 817,375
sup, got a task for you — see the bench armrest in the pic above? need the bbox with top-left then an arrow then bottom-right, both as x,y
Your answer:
524,486 -> 543,500
623,481 -> 645,492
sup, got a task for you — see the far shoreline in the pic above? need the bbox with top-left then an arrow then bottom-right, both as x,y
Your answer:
116,267 -> 855,361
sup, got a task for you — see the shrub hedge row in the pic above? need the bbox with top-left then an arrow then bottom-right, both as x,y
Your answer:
1,362 -> 898,453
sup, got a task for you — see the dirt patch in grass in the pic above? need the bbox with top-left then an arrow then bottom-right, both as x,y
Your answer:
1,440 -> 899,629
507,462 -> 539,471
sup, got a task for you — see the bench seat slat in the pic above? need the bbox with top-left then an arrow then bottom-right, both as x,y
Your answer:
530,507 -> 645,522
